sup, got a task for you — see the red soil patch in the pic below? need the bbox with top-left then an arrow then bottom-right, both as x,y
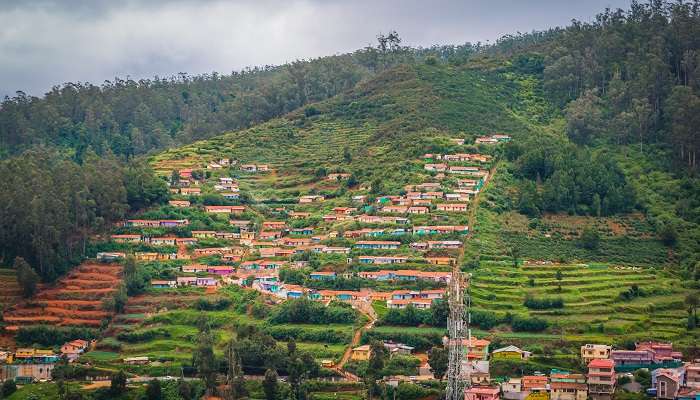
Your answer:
3,262 -> 123,331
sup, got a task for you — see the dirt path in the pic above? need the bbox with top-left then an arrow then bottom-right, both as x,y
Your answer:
333,300 -> 377,380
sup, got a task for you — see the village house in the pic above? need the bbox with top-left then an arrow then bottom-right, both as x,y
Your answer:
451,138 -> 466,145
358,256 -> 408,265
475,136 -> 499,145
424,163 -> 447,172
177,276 -> 198,286
351,345 -> 371,361
412,225 -> 469,235
196,277 -> 217,286
207,265 -> 234,275
259,247 -> 295,258
95,252 -> 126,262
653,368 -> 684,400
387,298 -> 434,309
192,230 -> 216,238
149,237 -> 177,246
290,227 -> 314,235
222,192 -> 239,200
448,165 -> 481,175
333,206 -> 356,215
587,358 -> 616,400
327,173 -> 351,180
550,372 -> 588,400
464,360 -> 491,385
686,362 -> 700,388
111,234 -> 142,243
425,256 -> 456,266
428,240 -> 463,249
263,221 -> 287,230
259,230 -> 283,240
194,247 -> 234,256
464,386 -> 500,400
240,164 -> 257,172
581,344 -> 612,364
309,271 -> 336,280
151,279 -> 177,288
230,219 -> 253,229
215,231 -> 238,240
299,195 -> 324,203
492,345 -> 532,361
501,378 -> 524,400
288,211 -> 311,219
181,264 -> 208,273
407,206 -> 430,214
383,341 -> 415,356
124,356 -> 150,365
381,205 -> 409,214
204,205 -> 245,214
522,375 -> 549,393
354,240 -> 401,250
60,339 -> 91,362
207,162 -> 222,170
437,203 -> 468,212
179,187 -> 201,196
169,200 -> 191,207
321,246 -> 351,254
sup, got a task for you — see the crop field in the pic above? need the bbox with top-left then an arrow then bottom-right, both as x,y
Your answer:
0,268 -> 21,309
2,263 -> 123,331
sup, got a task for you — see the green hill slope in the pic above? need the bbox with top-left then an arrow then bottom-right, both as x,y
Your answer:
151,63 -> 555,196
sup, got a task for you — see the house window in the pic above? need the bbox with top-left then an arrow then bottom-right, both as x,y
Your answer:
659,381 -> 666,397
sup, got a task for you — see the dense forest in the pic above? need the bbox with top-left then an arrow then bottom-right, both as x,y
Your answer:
0,36 -> 478,160
0,150 -> 167,281
492,0 -> 700,171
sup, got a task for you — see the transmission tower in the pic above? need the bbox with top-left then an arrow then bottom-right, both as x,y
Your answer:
446,265 -> 470,400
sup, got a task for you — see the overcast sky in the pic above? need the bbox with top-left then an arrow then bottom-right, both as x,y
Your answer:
0,0 -> 632,98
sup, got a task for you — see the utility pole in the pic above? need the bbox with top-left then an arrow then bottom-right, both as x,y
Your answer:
446,264 -> 470,400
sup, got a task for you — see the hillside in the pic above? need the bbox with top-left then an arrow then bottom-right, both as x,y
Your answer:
152,63 -> 553,196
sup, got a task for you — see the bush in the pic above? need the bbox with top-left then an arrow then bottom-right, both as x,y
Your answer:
1,380 -> 17,397
16,326 -> 98,347
511,315 -> 549,332
269,298 -> 356,324
523,295 -> 564,309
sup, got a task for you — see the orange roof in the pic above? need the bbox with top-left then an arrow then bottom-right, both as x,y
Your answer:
588,358 -> 615,368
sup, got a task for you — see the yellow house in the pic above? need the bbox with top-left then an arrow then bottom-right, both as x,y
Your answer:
492,345 -> 532,361
351,345 -> 371,361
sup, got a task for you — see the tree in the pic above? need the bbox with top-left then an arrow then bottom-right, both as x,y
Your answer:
508,246 -> 521,268
428,346 -> 448,380
565,90 -> 603,144
580,226 -> 600,250
194,329 -> 217,394
177,379 -> 193,400
263,368 -> 279,400
225,343 -> 247,400
146,379 -> 162,400
170,170 -> 181,188
1,379 -> 17,397
686,293 -> 699,329
14,257 -> 39,298
110,370 -> 127,395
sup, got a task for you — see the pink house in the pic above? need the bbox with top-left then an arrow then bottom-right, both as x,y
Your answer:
465,386 -> 500,400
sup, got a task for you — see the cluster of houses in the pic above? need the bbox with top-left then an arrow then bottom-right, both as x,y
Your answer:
458,341 -> 697,400
0,340 -> 92,384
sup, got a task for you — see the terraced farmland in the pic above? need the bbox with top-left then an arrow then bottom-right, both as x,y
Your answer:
0,268 -> 21,309
3,263 -> 123,331
470,261 -> 695,345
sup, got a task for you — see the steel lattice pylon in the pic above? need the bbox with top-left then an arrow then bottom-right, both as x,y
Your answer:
446,265 -> 470,400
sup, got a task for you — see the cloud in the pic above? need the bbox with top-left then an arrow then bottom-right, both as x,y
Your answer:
0,0 -> 632,98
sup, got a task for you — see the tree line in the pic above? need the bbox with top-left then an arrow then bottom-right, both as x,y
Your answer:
0,149 -> 168,281
493,0 -> 700,171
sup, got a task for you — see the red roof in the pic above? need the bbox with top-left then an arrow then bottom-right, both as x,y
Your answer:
588,358 -> 615,368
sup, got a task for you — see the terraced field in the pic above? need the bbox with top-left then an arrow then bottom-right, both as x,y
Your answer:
0,268 -> 21,309
3,263 -> 123,331
469,261 -> 694,344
